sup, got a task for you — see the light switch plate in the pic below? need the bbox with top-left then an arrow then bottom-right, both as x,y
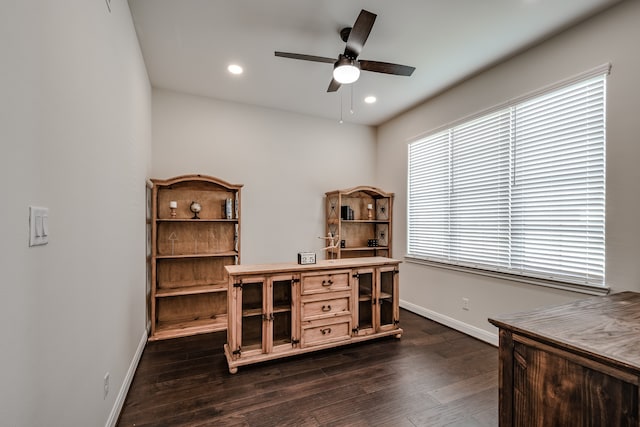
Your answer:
29,206 -> 49,247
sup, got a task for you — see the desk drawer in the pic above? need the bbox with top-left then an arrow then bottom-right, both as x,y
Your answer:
301,316 -> 351,348
301,270 -> 350,295
302,295 -> 350,321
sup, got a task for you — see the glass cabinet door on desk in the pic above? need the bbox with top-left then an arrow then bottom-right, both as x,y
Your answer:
353,266 -> 399,336
377,266 -> 399,332
236,277 -> 266,358
353,268 -> 375,336
229,274 -> 299,359
268,274 -> 299,354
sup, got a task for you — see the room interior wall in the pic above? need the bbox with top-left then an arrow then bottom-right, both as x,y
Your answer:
0,0 -> 151,425
151,89 -> 377,264
2,1 -> 633,424
376,0 -> 640,343
1,2 -> 41,426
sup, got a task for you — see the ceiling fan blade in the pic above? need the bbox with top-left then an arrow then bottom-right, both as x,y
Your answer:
327,78 -> 341,92
274,51 -> 336,64
359,60 -> 416,76
344,9 -> 376,59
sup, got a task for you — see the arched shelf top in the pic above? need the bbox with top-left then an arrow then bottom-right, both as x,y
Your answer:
151,174 -> 243,191
326,185 -> 394,199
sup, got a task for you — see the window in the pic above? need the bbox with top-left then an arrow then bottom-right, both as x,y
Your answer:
408,69 -> 607,287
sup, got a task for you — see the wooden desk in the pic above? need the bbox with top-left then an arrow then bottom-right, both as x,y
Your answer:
224,257 -> 402,373
489,291 -> 640,426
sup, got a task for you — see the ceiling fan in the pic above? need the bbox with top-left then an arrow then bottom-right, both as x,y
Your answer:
275,9 -> 416,92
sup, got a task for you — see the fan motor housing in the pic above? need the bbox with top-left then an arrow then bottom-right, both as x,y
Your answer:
339,27 -> 352,43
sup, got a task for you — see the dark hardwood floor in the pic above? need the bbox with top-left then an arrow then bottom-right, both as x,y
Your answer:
117,309 -> 498,426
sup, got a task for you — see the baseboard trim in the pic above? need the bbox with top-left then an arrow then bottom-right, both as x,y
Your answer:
106,329 -> 147,427
400,300 -> 498,347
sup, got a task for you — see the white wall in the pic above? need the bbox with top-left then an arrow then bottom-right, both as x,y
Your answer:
2,1 -> 631,423
1,2 -> 41,426
0,0 -> 151,425
377,0 -> 640,342
152,89 -> 377,264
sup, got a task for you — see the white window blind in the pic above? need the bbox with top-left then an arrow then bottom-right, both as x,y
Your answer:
408,72 -> 606,287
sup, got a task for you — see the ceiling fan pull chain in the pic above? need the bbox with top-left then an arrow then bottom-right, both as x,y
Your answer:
339,92 -> 344,124
350,84 -> 355,115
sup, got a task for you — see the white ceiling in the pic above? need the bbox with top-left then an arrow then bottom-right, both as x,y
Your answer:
128,0 -> 620,126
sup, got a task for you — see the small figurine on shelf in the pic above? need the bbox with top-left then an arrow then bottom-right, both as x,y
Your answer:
319,232 -> 341,259
190,201 -> 201,219
367,203 -> 373,220
169,201 -> 177,218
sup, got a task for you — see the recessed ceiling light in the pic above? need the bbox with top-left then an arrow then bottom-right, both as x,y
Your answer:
227,64 -> 243,75
364,96 -> 377,104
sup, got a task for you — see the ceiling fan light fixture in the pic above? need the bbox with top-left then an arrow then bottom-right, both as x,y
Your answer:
274,10 -> 414,93
227,64 -> 243,75
333,57 -> 360,84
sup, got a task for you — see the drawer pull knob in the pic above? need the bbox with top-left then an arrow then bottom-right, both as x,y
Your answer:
320,328 -> 332,335
322,280 -> 332,287
322,305 -> 332,312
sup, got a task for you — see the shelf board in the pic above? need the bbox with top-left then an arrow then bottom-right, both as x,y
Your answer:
379,292 -> 393,300
242,343 -> 262,352
156,218 -> 238,223
341,247 -> 389,251
340,220 -> 390,223
150,315 -> 227,340
156,251 -> 238,259
242,308 -> 263,317
273,338 -> 291,346
241,307 -> 291,316
155,282 -> 227,298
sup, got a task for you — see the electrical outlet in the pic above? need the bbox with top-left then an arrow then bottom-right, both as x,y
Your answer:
103,372 -> 110,399
462,297 -> 470,311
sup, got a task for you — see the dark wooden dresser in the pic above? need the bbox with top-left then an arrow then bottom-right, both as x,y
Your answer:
489,291 -> 640,426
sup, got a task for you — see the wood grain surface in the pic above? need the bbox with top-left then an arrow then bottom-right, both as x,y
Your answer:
117,309 -> 498,426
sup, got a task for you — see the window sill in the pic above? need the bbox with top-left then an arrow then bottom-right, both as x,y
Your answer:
404,256 -> 610,296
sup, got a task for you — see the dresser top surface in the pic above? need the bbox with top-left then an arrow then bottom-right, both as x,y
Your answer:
489,291 -> 640,371
226,256 -> 400,276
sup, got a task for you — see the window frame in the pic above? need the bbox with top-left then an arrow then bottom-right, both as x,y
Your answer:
406,65 -> 610,295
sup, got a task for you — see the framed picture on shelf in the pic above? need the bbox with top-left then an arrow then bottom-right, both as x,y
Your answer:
376,198 -> 389,220
376,224 -> 389,247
